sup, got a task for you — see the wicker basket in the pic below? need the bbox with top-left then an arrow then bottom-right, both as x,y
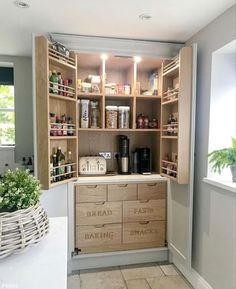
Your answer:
0,203 -> 49,260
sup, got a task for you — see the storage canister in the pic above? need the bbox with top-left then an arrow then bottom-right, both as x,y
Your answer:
106,106 -> 118,128
118,106 -> 130,129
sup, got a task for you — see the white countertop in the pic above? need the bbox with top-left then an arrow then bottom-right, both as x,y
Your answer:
76,173 -> 167,184
0,217 -> 67,289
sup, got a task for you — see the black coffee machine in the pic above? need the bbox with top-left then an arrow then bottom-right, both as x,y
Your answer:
116,135 -> 131,174
132,147 -> 151,174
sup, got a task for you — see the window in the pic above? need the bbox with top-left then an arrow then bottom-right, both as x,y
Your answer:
0,66 -> 15,146
208,39 -> 236,181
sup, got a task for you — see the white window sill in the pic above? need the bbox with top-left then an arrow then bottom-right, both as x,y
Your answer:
203,177 -> 236,194
0,146 -> 15,151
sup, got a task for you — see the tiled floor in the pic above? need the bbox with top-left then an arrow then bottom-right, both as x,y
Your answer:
67,263 -> 193,289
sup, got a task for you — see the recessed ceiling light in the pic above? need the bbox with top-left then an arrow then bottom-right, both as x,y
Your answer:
14,1 -> 30,8
139,13 -> 152,20
134,56 -> 142,63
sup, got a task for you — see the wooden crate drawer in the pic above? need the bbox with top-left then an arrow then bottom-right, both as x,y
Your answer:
76,224 -> 122,248
75,185 -> 107,203
108,183 -> 137,201
123,221 -> 165,246
76,202 -> 122,225
123,200 -> 166,222
138,182 -> 167,200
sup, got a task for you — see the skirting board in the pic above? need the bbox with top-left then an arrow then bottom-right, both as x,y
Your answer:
68,247 -> 168,272
173,256 -> 213,289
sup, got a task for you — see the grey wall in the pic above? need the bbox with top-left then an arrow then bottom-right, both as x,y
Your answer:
0,56 -> 33,164
187,5 -> 236,289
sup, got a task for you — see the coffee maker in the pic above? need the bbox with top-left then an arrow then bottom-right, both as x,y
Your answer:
135,147 -> 151,174
116,135 -> 130,174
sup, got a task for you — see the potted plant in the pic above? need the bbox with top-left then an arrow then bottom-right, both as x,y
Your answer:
0,169 -> 49,259
208,137 -> 236,182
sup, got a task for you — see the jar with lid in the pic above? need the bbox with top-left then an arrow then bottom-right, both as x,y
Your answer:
106,106 -> 118,129
118,106 -> 130,129
90,101 -> 100,128
124,83 -> 131,95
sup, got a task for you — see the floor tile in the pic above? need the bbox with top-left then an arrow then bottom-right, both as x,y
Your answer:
160,264 -> 179,276
80,267 -> 127,289
126,279 -> 151,289
67,274 -> 81,289
147,276 -> 192,289
120,263 -> 164,280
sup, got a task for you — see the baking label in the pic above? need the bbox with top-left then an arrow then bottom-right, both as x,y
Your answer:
130,229 -> 157,236
86,209 -> 112,217
134,207 -> 154,214
85,232 -> 114,240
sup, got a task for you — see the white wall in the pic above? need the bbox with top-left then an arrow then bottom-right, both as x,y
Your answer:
40,184 -> 68,217
0,55 -> 33,170
187,5 -> 236,289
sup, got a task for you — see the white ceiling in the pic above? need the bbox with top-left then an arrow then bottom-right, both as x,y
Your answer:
1,0 -> 235,56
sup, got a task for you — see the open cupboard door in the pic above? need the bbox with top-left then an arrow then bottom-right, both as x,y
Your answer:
163,44 -> 197,271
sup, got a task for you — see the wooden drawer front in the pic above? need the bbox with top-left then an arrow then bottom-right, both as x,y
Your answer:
76,224 -> 122,248
108,183 -> 137,201
138,182 -> 167,200
75,185 -> 107,203
76,202 -> 122,225
123,200 -> 166,222
123,221 -> 165,245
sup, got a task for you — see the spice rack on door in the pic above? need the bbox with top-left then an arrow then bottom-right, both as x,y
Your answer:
35,36 -> 78,189
160,47 -> 193,184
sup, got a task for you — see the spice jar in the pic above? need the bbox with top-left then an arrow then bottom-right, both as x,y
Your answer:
136,114 -> 144,129
118,106 -> 130,129
106,106 -> 118,129
143,116 -> 149,129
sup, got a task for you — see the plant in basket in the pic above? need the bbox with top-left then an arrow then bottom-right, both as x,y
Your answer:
0,169 -> 49,259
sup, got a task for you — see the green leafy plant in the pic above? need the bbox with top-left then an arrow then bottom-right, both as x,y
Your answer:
208,137 -> 236,174
0,169 -> 42,212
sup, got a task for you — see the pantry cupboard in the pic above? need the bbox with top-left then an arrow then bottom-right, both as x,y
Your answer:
35,36 -> 193,189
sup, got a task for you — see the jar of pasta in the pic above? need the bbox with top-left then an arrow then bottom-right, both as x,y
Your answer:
106,106 -> 118,128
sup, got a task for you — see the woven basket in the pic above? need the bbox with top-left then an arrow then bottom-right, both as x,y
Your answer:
0,203 -> 49,260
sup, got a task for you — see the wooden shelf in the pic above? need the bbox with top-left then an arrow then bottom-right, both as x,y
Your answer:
50,136 -> 77,140
135,95 -> 161,100
161,136 -> 178,139
49,56 -> 76,70
49,93 -> 77,102
162,98 -> 179,105
78,128 -> 160,132
77,92 -> 103,98
163,65 -> 179,77
49,177 -> 78,188
105,94 -> 134,99
160,173 -> 177,181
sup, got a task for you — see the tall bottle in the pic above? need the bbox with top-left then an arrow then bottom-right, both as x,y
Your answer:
56,147 -> 65,180
66,151 -> 73,179
50,70 -> 59,94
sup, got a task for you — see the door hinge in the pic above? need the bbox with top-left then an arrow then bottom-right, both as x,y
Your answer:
71,247 -> 81,257
165,240 -> 168,247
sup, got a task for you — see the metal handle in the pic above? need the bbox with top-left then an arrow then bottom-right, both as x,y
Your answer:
118,184 -> 128,187
94,224 -> 105,228
95,202 -> 105,205
87,185 -> 98,189
147,183 -> 157,187
139,221 -> 149,225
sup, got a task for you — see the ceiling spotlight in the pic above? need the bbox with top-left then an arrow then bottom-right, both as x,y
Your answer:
139,13 -> 152,20
14,1 -> 30,8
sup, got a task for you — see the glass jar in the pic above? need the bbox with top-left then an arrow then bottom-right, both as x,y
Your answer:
106,106 -> 118,128
118,106 -> 130,128
90,101 -> 100,128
